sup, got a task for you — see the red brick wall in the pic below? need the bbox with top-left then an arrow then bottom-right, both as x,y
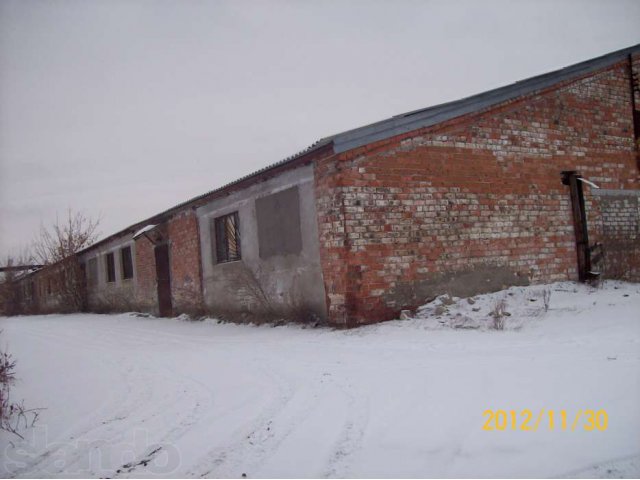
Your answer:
632,54 -> 640,170
132,210 -> 203,315
315,58 -> 640,326
314,154 -> 350,324
134,235 -> 158,312
167,210 -> 203,314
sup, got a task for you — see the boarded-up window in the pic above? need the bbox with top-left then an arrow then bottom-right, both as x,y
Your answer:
106,252 -> 116,283
213,212 -> 241,263
87,257 -> 98,286
256,186 -> 302,259
121,246 -> 133,280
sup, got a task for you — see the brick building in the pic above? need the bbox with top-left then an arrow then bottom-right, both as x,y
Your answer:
17,44 -> 640,326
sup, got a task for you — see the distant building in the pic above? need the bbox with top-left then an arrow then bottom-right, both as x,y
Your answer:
17,44 -> 640,326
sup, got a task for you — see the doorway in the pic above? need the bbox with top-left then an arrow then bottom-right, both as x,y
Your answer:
154,243 -> 173,317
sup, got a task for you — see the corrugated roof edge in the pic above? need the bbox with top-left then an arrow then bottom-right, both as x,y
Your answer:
77,137 -> 333,256
330,43 -> 640,153
77,42 -> 640,257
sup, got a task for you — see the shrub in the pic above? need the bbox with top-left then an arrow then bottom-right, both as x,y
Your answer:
0,334 -> 41,438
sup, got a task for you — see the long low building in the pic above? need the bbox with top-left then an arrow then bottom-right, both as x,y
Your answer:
16,44 -> 640,326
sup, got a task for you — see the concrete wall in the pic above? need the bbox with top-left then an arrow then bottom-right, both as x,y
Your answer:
78,209 -> 203,316
197,163 -> 327,322
80,235 -> 138,312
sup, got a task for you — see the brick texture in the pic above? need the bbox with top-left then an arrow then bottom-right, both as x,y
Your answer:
589,191 -> 640,280
134,234 -> 158,311
315,57 -> 640,325
168,210 -> 204,314
133,210 -> 203,315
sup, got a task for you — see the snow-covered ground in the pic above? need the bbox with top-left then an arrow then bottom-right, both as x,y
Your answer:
1,281 -> 639,478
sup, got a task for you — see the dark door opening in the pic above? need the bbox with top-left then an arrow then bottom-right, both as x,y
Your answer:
561,171 -> 600,283
154,243 -> 172,317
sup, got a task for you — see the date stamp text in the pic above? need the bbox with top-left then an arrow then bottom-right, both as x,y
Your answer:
482,409 -> 608,431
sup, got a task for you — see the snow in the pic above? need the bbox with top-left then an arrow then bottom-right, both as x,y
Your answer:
132,224 -> 157,239
577,177 -> 601,189
1,280 -> 639,478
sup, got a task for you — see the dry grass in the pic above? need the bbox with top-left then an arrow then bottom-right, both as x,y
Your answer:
490,298 -> 508,330
0,336 -> 43,439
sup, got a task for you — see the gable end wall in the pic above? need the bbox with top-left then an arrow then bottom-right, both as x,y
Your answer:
315,57 -> 640,325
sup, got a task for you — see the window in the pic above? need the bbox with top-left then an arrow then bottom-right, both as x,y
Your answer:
256,186 -> 302,259
121,246 -> 133,280
213,212 -> 241,263
106,252 -> 116,283
86,257 -> 98,286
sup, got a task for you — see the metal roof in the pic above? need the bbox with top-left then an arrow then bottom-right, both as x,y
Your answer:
79,43 -> 639,255
328,43 -> 640,153
77,138 -> 332,255
150,137 -> 333,216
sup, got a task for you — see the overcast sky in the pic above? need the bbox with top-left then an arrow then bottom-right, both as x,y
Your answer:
1,0 -> 639,258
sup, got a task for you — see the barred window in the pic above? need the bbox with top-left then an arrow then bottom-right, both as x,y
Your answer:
106,252 -> 116,283
214,212 -> 241,263
121,246 -> 133,280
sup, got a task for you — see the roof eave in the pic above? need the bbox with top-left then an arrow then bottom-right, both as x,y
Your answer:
332,43 -> 640,153
76,138 -> 334,256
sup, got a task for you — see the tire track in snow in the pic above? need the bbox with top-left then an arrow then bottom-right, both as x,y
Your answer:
321,373 -> 370,478
187,362 -> 298,478
10,366 -> 170,476
186,358 -> 353,479
6,323 -> 214,478
12,322 -> 369,478
6,327 -> 153,477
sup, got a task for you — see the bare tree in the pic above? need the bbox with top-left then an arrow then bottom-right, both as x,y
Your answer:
32,209 -> 100,265
31,210 -> 100,312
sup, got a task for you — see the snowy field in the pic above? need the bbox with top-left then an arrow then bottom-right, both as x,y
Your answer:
1,281 -> 639,478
